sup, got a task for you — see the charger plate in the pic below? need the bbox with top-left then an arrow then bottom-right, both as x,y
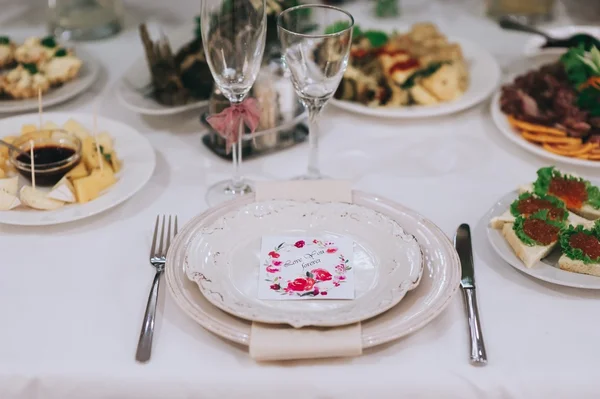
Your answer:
166,191 -> 460,347
183,200 -> 423,328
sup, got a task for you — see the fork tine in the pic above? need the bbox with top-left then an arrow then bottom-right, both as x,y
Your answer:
174,216 -> 178,236
165,215 -> 172,255
157,215 -> 166,257
150,215 -> 159,258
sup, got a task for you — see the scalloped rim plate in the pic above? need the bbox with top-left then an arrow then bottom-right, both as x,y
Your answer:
165,191 -> 461,348
183,199 -> 423,328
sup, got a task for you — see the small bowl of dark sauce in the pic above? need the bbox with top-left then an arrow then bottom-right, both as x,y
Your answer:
9,129 -> 82,186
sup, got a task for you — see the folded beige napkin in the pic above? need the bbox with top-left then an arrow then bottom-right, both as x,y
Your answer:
249,180 -> 362,361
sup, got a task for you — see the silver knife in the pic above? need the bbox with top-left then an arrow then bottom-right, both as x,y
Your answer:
454,223 -> 487,365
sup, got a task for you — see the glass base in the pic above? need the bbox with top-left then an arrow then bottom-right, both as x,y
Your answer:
205,179 -> 253,207
49,19 -> 122,41
293,172 -> 327,180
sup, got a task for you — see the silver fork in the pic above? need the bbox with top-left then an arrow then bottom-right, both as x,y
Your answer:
135,215 -> 178,363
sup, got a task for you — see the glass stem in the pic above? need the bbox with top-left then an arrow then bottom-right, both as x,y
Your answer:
306,107 -> 321,179
231,119 -> 244,189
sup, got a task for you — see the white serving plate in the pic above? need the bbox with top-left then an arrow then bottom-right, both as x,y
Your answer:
166,191 -> 461,348
523,25 -> 600,56
0,112 -> 155,226
490,52 -> 600,169
0,48 -> 99,114
330,38 -> 501,119
183,200 -> 423,328
116,24 -> 209,116
486,190 -> 600,289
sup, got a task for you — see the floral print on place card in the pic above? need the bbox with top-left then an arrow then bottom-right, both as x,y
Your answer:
258,236 -> 355,300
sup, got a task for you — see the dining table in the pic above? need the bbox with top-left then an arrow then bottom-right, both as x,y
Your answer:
1,0 -> 599,398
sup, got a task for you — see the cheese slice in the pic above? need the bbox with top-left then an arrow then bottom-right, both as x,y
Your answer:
95,132 -> 113,153
19,186 -> 64,210
63,119 -> 90,141
42,121 -> 60,130
66,162 -> 87,180
0,189 -> 21,210
47,176 -> 75,203
0,176 -> 18,196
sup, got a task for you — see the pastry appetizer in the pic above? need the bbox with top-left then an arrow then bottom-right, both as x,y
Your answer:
0,36 -> 15,69
41,48 -> 82,85
14,36 -> 57,65
502,210 -> 565,268
522,167 -> 600,220
490,192 -> 592,229
558,223 -> 600,277
1,64 -> 50,99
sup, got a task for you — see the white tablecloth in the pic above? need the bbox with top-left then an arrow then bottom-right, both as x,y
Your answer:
1,0 -> 599,398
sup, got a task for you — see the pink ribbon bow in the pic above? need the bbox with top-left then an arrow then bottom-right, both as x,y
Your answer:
206,97 -> 261,154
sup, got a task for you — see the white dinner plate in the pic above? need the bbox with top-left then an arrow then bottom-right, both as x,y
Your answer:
486,191 -> 600,289
0,48 -> 99,114
166,191 -> 461,348
0,112 -> 155,226
183,200 -> 423,328
523,25 -> 600,56
329,38 -> 501,119
116,24 -> 209,116
490,52 -> 600,169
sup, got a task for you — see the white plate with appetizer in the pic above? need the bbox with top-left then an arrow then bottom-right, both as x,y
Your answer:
523,25 -> 600,56
0,112 -> 155,226
329,23 -> 500,119
491,49 -> 600,168
487,166 -> 600,289
166,191 -> 460,346
116,23 -> 211,116
0,35 -> 99,113
183,198 -> 423,328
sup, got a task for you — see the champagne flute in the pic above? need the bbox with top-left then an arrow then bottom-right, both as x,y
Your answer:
201,0 -> 267,205
278,5 -> 353,180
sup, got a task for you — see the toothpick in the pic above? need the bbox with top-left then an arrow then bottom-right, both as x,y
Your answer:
29,140 -> 36,190
37,88 -> 43,129
93,105 -> 103,172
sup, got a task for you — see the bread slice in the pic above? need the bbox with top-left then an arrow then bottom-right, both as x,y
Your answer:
558,254 -> 600,277
502,223 -> 556,268
572,204 -> 600,221
490,210 -> 514,229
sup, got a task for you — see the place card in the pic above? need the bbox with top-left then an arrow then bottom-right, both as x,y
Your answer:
258,236 -> 355,300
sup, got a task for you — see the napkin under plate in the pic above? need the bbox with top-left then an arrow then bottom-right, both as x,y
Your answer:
249,180 -> 362,361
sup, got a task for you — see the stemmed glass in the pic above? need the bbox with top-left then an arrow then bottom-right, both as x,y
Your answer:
200,0 -> 267,205
278,5 -> 354,180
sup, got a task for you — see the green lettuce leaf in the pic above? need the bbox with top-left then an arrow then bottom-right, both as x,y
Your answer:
559,222 -> 600,264
509,192 -> 567,221
0,36 -> 10,45
532,166 -> 599,209
513,209 -> 565,247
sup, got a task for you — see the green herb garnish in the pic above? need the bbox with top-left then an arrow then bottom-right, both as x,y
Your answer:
54,48 -> 67,57
559,222 -> 600,264
533,166 -> 600,210
400,61 -> 448,89
513,209 -> 565,247
22,63 -> 38,75
99,145 -> 112,163
41,36 -> 57,48
0,36 -> 10,45
561,45 -> 600,117
509,192 -> 568,221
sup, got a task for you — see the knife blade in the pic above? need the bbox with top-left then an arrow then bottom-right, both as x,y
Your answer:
454,223 -> 487,365
455,223 -> 475,289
